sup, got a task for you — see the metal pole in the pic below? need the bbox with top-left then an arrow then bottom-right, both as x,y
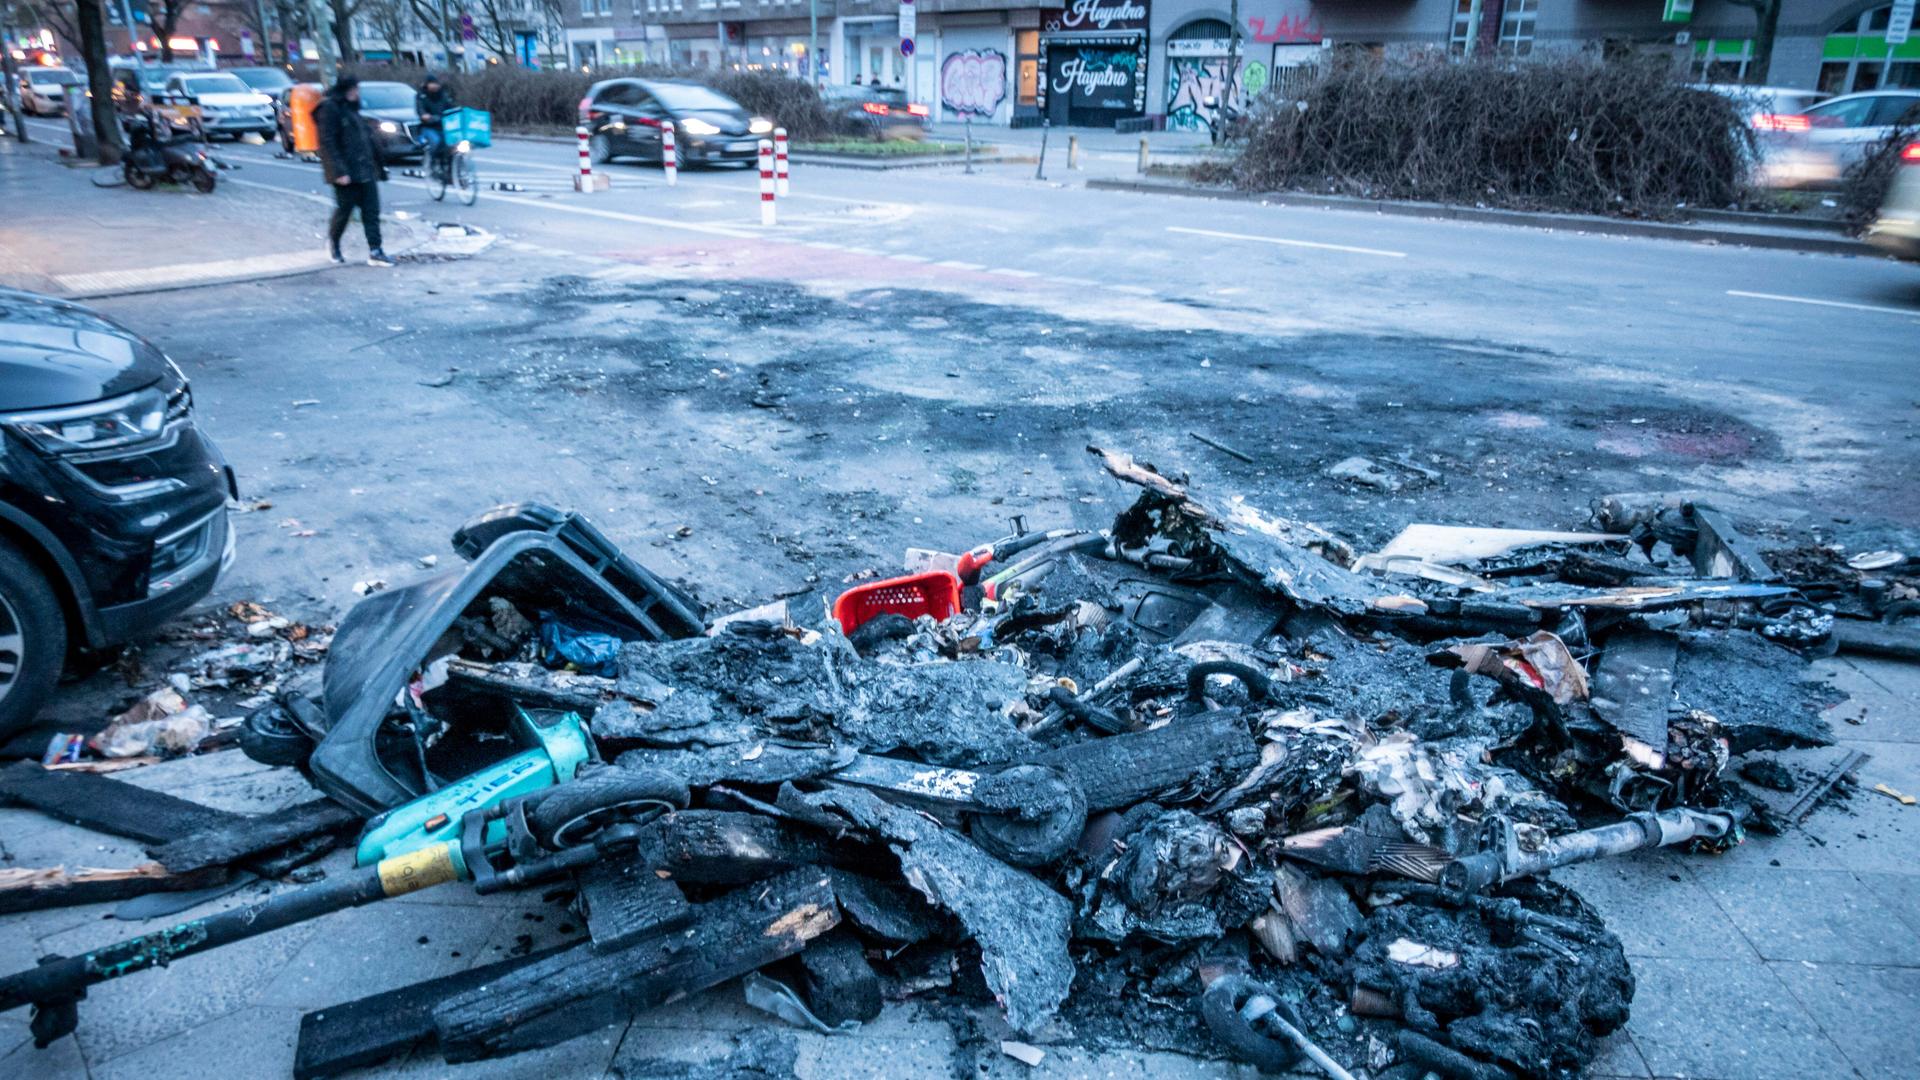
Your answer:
963,115 -> 973,173
809,0 -> 819,87
118,0 -> 142,64
252,0 -> 271,63
306,0 -> 337,83
0,16 -> 28,143
1035,118 -> 1047,180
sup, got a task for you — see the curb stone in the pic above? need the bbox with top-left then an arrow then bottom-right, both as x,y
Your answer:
1084,178 -> 1882,258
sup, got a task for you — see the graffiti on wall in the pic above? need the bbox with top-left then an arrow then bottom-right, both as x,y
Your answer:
940,49 -> 1008,117
1166,57 -> 1243,133
1246,13 -> 1322,44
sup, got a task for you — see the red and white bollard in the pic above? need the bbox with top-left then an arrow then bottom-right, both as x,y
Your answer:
575,125 -> 594,194
662,123 -> 678,186
774,127 -> 789,197
758,139 -> 776,226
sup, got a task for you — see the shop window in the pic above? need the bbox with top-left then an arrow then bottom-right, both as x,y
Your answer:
1690,39 -> 1753,82
1449,0 -> 1478,57
1497,0 -> 1536,56
1822,5 -> 1920,93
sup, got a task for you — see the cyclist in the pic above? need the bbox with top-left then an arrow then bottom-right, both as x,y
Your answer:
415,72 -> 455,181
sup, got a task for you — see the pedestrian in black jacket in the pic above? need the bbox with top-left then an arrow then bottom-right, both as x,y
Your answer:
314,75 -> 394,267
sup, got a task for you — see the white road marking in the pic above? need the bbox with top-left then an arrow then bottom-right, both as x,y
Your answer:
1166,225 -> 1408,259
1113,284 -> 1156,296
474,191 -> 760,238
1726,290 -> 1920,319
935,260 -> 985,270
991,268 -> 1040,278
888,254 -> 932,262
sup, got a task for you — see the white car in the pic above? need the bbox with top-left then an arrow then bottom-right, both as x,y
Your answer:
1697,84 -> 1832,188
160,71 -> 277,140
17,67 -> 82,116
1867,137 -> 1920,263
1761,89 -> 1920,187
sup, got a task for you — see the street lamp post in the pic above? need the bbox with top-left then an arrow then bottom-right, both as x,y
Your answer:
809,0 -> 818,86
1,14 -> 29,143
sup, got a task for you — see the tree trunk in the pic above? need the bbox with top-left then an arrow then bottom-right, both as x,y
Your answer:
75,0 -> 125,163
1749,0 -> 1783,84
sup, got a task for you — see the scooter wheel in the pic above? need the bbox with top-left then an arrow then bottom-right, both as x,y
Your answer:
191,168 -> 216,194
124,162 -> 155,190
1200,975 -> 1304,1073
527,763 -> 691,849
239,702 -> 313,768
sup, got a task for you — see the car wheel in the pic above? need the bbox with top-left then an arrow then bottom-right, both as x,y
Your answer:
589,132 -> 613,164
0,536 -> 68,740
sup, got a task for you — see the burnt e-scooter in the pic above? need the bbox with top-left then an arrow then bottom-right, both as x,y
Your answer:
121,112 -> 223,194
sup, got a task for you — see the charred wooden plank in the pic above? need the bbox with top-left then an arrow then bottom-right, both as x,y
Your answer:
0,761 -> 235,844
151,798 -> 360,873
293,948 -> 567,1080
576,856 -> 693,952
826,869 -> 945,947
1025,709 -> 1258,811
0,862 -> 227,915
431,866 -> 839,1062
636,810 -> 878,884
799,928 -> 883,1026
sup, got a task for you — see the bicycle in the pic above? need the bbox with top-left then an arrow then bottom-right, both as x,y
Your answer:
421,107 -> 489,207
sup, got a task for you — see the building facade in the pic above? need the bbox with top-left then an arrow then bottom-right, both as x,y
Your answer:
552,0 -> 1917,128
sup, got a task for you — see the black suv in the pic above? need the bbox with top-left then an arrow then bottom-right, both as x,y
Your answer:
0,289 -> 235,737
580,78 -> 771,167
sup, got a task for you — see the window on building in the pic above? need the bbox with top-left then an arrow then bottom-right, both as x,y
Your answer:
1690,38 -> 1754,82
1016,28 -> 1039,107
598,0 -> 611,13
1497,0 -> 1536,56
580,0 -> 593,14
1449,0 -> 1478,57
1820,5 -> 1920,93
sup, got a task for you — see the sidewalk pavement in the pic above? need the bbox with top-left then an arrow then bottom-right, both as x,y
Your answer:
925,120 -> 1216,157
0,137 -> 420,299
1,654 -> 1914,1079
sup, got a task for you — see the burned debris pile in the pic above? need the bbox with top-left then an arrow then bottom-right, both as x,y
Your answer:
2,455 -> 1901,1080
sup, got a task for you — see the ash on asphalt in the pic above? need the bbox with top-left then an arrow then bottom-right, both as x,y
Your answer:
463,274 -> 1788,554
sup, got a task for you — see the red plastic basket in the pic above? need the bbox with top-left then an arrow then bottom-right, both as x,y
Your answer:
832,571 -> 963,635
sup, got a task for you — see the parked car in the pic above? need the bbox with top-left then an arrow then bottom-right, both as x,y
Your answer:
1867,137 -> 1920,263
157,70 -> 276,140
227,65 -> 294,104
16,67 -> 82,116
280,80 -> 422,162
0,289 -> 235,738
580,78 -> 772,167
821,83 -> 929,140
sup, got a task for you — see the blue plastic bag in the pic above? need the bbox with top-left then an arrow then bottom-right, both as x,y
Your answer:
538,613 -> 623,676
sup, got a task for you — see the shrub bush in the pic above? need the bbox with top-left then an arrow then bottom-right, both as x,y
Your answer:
342,61 -> 857,139
1837,124 -> 1919,230
1229,52 -> 1754,217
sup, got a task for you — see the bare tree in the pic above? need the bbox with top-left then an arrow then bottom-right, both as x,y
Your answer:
326,0 -> 364,62
1723,0 -> 1782,84
360,0 -> 409,58
467,0 -> 522,63
14,0 -> 80,56
74,0 -> 122,161
403,0 -> 450,59
148,0 -> 189,62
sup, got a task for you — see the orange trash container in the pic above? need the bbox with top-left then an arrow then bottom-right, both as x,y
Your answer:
288,83 -> 324,154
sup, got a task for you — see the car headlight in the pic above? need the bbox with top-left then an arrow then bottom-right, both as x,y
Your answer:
749,118 -> 773,134
378,120 -> 399,133
680,118 -> 720,136
1,373 -> 186,456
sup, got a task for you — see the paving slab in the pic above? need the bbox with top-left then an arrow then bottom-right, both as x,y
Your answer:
1554,850 -> 1759,961
335,1025 -> 630,1079
1772,961 -> 1920,1080
1812,660 -> 1918,744
91,1004 -> 305,1080
256,897 -> 503,1010
1699,865 -> 1920,965
1625,957 -> 1855,1080
1587,1029 -> 1653,1079
1797,740 -> 1920,877
0,1027 -> 89,1079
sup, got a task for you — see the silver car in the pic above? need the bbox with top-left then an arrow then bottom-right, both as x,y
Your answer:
17,67 -> 82,116
1696,84 -> 1831,188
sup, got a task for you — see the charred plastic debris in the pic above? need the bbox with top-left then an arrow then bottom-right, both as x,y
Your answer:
3,450 -> 1911,1080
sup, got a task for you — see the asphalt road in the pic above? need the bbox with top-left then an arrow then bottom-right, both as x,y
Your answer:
5,116 -> 1920,1080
